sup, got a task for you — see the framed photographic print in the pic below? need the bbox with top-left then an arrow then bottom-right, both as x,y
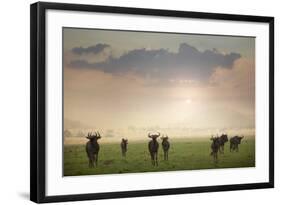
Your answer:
30,2 -> 274,203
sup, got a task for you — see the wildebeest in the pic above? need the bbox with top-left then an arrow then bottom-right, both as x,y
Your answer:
210,135 -> 220,162
120,138 -> 128,157
218,134 -> 228,154
161,135 -> 170,161
85,132 -> 101,168
148,132 -> 160,166
230,135 -> 244,152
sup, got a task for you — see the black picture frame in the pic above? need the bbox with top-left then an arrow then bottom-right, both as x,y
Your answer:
30,1 -> 274,203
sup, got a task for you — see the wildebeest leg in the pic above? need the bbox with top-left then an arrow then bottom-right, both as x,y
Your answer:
95,154 -> 98,167
92,156 -> 95,167
167,151 -> 169,161
214,152 -> 218,163
155,152 -> 158,166
90,157 -> 95,168
150,153 -> 155,166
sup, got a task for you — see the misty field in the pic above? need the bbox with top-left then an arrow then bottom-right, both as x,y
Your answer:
64,138 -> 255,176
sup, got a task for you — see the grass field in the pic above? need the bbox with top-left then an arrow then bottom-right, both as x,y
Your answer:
64,138 -> 255,176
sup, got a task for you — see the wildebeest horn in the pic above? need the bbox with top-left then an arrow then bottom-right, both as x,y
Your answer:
87,132 -> 93,139
148,133 -> 151,138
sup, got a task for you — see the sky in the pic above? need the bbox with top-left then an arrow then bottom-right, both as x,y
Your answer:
63,28 -> 255,139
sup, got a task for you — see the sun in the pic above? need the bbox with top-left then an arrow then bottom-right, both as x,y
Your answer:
185,99 -> 192,104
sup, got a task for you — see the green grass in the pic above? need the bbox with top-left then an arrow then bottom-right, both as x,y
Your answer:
64,138 -> 255,176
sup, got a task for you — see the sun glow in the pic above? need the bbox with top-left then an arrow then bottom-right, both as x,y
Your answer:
185,99 -> 192,104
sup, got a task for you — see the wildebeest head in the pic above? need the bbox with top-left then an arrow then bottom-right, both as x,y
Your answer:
148,132 -> 160,140
122,138 -> 128,144
210,135 -> 220,143
220,134 -> 228,143
237,136 -> 244,144
86,132 -> 101,142
161,135 -> 169,142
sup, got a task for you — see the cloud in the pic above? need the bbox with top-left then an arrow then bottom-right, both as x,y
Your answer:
209,58 -> 255,91
71,43 -> 110,55
69,43 -> 241,81
208,58 -> 255,105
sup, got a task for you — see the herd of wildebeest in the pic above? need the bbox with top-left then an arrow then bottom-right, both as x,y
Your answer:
85,131 -> 244,168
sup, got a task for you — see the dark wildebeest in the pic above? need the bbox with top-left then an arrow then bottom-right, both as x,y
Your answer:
148,132 -> 160,166
218,134 -> 228,154
210,135 -> 220,162
230,136 -> 244,152
85,132 -> 101,168
120,138 -> 128,157
161,135 -> 170,161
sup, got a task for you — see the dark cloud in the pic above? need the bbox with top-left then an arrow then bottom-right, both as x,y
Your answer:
69,43 -> 241,81
71,43 -> 110,55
